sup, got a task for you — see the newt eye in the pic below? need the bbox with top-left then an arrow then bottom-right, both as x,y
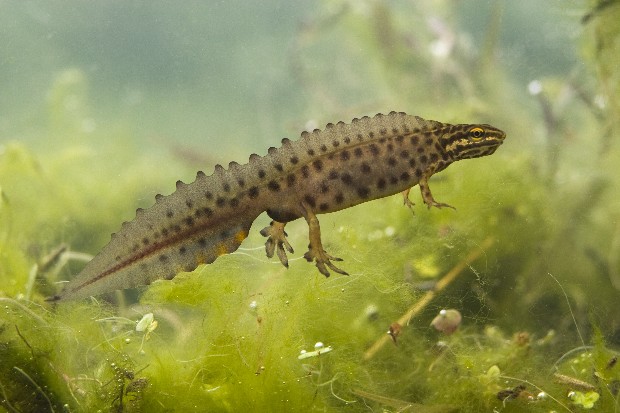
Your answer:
469,127 -> 485,140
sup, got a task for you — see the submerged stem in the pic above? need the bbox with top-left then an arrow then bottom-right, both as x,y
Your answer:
363,237 -> 494,360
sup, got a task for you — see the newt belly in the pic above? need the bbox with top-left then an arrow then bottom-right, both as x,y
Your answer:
53,112 -> 506,301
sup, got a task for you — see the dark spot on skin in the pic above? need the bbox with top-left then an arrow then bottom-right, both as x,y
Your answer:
420,155 -> 428,164
304,195 -> 316,208
390,176 -> 399,185
328,170 -> 339,180
327,154 -> 334,160
142,237 -> 150,245
396,135 -> 404,142
377,178 -> 386,189
223,183 -> 230,192
387,157 -> 397,166
357,133 -> 364,141
320,145 -> 328,152
205,191 -> 213,200
313,160 -> 323,171
131,243 -> 139,252
301,165 -> 310,178
248,186 -> 259,199
400,150 -> 410,159
159,255 -> 168,262
442,153 -> 450,161
417,146 -> 425,153
275,163 -> 283,172
185,217 -> 195,227
320,182 -> 329,193
319,203 -> 329,211
258,170 -> 266,179
434,143 -> 443,152
220,230 -> 230,240
268,180 -> 281,191
410,136 -> 419,145
237,178 -> 245,187
380,128 -> 387,135
198,238 -> 207,247
162,228 -> 169,236
287,174 -> 296,186
354,147 -> 363,158
409,158 -> 417,168
387,143 -> 394,151
415,168 -> 423,178
425,137 -> 433,145
186,200 -> 193,209
341,173 -> 353,185
392,128 -> 399,134
179,246 -> 187,255
344,136 -> 351,144
307,149 -> 315,156
379,137 -> 386,143
357,187 -> 371,198
370,144 -> 380,155
229,198 -> 239,207
290,156 -> 299,164
340,150 -> 350,161
369,132 -> 375,138
332,140 -> 340,147
172,225 -> 182,233
400,172 -> 410,181
361,163 -> 371,173
203,207 -> 214,217
335,193 -> 344,204
216,197 -> 226,207
430,153 -> 439,163
166,210 -> 174,218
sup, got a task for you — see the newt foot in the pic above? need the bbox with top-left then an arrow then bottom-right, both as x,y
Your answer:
303,247 -> 348,277
425,200 -> 456,210
260,221 -> 294,268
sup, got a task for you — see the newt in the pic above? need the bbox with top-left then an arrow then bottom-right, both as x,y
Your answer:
52,112 -> 506,301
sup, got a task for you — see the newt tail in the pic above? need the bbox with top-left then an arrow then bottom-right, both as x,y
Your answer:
52,112 -> 505,301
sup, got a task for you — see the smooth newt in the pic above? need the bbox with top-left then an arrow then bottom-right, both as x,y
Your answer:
53,111 -> 506,301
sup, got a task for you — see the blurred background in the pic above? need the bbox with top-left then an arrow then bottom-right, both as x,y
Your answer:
1,0 -> 619,411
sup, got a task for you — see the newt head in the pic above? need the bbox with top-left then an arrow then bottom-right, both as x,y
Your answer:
442,124 -> 506,160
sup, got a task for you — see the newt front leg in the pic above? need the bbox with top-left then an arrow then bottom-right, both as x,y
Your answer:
419,176 -> 456,210
299,201 -> 348,277
401,188 -> 415,213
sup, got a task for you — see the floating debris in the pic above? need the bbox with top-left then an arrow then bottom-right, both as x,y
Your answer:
430,309 -> 462,335
135,313 -> 157,334
298,342 -> 333,359
387,322 -> 402,344
568,390 -> 599,409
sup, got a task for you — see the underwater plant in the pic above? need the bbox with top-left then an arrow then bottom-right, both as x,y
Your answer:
1,1 -> 620,412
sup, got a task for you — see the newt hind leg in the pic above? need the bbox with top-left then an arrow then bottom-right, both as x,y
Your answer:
260,221 -> 294,268
299,202 -> 348,277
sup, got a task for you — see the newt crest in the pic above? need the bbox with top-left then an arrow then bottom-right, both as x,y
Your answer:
53,111 -> 505,301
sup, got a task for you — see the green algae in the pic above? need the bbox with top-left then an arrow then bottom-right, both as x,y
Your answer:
1,1 -> 620,412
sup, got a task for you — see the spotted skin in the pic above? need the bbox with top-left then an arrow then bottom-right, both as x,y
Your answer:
53,112 -> 505,300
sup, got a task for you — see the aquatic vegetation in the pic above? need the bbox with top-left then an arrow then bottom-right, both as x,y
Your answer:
1,1 -> 620,412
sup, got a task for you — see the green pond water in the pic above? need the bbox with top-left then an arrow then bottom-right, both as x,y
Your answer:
1,1 -> 619,411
